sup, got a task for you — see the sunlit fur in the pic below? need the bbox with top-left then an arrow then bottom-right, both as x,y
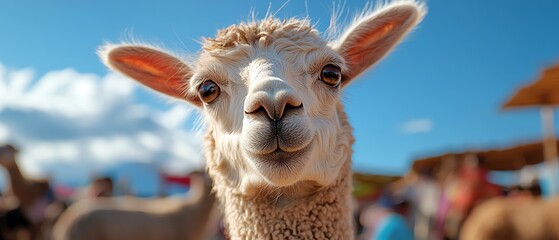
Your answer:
99,1 -> 426,239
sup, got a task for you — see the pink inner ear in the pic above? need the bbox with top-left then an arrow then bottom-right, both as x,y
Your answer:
117,57 -> 168,79
117,56 -> 187,98
108,46 -> 200,105
356,22 -> 396,49
346,15 -> 408,65
339,8 -> 420,84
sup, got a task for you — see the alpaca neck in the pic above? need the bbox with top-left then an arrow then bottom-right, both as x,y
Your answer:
183,178 -> 216,219
174,177 -> 216,240
207,104 -> 355,239
5,162 -> 36,208
209,153 -> 353,239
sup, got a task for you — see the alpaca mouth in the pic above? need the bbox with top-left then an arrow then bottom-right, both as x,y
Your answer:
248,144 -> 311,165
247,143 -> 312,186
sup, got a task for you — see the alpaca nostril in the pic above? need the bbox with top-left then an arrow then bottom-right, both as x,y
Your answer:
248,106 -> 278,121
284,103 -> 303,111
245,105 -> 277,120
245,106 -> 267,115
279,102 -> 303,120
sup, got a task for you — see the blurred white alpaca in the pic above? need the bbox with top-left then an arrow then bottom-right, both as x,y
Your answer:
52,172 -> 215,240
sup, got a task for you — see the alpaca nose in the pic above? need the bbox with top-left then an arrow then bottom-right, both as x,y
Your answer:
244,80 -> 303,121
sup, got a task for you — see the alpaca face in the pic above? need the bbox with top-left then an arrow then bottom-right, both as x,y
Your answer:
100,1 -> 425,192
192,33 -> 349,187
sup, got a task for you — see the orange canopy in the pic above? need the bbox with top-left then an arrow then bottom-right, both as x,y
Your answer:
503,63 -> 559,108
412,141 -> 559,173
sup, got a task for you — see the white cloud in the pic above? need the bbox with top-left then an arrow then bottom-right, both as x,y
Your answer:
138,132 -> 164,152
0,123 -> 9,141
401,118 -> 433,134
156,105 -> 194,129
0,62 -> 204,185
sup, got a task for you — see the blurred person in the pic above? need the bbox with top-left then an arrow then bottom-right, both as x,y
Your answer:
69,175 -> 114,202
519,167 -> 542,197
360,195 -> 414,240
433,157 -> 459,240
528,179 -> 542,196
410,172 -> 440,240
89,177 -> 113,198
508,179 -> 542,199
436,156 -> 501,240
539,162 -> 559,197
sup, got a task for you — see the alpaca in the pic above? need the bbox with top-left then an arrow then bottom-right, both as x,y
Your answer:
99,1 -> 426,239
51,171 -> 216,240
460,197 -> 559,240
0,145 -> 51,210
0,144 -> 60,240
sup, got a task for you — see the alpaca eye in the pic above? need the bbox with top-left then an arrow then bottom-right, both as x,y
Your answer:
198,80 -> 220,104
320,64 -> 342,87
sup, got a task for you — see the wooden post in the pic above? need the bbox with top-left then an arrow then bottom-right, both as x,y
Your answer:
541,107 -> 558,163
541,107 -> 558,197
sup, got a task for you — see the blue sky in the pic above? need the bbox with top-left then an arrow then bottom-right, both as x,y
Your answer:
1,0 -> 559,178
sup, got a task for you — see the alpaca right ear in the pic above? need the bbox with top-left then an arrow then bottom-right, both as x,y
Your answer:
99,44 -> 202,107
333,1 -> 426,87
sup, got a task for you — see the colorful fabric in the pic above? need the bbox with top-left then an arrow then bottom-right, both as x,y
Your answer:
371,214 -> 414,240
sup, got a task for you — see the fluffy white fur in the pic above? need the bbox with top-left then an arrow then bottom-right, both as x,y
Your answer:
98,1 -> 426,238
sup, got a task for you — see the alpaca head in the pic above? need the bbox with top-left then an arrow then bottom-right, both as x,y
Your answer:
100,1 -> 425,193
0,144 -> 18,168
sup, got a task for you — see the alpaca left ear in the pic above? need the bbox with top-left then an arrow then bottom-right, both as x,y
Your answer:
333,2 -> 426,87
99,44 -> 202,107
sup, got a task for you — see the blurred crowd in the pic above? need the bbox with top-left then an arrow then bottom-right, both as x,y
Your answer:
353,155 -> 546,240
0,143 -> 555,240
0,144 -> 226,240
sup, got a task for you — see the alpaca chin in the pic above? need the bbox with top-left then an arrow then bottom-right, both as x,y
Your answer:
246,144 -> 312,187
241,115 -> 315,186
